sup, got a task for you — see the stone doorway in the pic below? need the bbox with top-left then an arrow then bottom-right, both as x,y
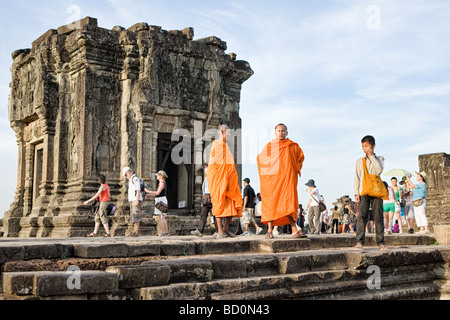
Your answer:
157,133 -> 194,213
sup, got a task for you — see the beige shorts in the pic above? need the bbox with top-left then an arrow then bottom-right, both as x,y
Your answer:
130,201 -> 142,223
242,208 -> 256,224
95,202 -> 110,225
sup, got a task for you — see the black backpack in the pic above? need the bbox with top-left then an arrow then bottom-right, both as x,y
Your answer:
106,204 -> 116,216
133,175 -> 150,199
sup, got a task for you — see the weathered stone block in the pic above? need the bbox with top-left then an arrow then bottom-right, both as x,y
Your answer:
57,17 -> 98,35
0,246 -> 25,265
209,257 -> 247,279
139,283 -> 209,300
88,289 -> 131,300
160,243 -> 195,256
195,36 -> 227,50
2,259 -> 60,273
346,249 -> 445,270
195,240 -> 252,255
277,253 -> 311,274
143,259 -> 214,283
434,263 -> 450,280
181,27 -> 194,40
2,272 -> 34,296
322,236 -> 357,248
73,243 -> 129,258
310,252 -> 348,271
127,243 -> 160,257
33,271 -> 119,297
247,255 -> 278,277
106,265 -> 171,289
253,239 -> 310,253
23,244 -> 69,260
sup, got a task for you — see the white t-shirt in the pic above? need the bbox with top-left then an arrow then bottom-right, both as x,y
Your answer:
309,188 -> 320,207
128,175 -> 143,202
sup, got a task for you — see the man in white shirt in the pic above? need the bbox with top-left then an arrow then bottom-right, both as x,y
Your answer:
306,179 -> 321,235
123,167 -> 143,237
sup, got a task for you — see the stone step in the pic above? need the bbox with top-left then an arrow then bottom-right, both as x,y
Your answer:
136,265 -> 439,300
0,234 -> 437,265
2,270 -> 119,297
2,245 -> 450,300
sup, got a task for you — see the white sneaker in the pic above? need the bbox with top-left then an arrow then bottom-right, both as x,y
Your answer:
273,230 -> 279,236
256,227 -> 263,235
191,230 -> 203,237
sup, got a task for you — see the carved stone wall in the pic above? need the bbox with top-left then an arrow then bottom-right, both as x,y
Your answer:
418,153 -> 450,225
2,17 -> 253,238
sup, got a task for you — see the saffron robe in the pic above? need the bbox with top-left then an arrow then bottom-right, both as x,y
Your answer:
257,138 -> 305,226
207,139 -> 243,218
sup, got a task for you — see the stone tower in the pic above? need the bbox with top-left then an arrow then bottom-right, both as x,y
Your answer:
2,17 -> 253,237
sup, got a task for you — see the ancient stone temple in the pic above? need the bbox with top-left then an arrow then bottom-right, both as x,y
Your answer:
418,153 -> 450,226
2,17 -> 253,238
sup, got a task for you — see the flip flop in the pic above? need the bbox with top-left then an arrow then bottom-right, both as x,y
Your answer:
292,232 -> 308,239
265,232 -> 274,239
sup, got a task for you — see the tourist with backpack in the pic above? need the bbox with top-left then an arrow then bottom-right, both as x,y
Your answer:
84,174 -> 112,238
123,167 -> 143,237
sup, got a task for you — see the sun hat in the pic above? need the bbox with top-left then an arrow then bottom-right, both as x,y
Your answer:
415,171 -> 427,179
122,167 -> 132,177
305,179 -> 316,188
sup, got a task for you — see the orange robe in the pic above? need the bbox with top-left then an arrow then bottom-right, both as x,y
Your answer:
257,138 -> 305,226
207,139 -> 243,218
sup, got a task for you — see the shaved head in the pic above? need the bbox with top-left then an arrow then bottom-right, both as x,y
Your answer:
218,124 -> 231,141
274,123 -> 288,140
219,124 -> 230,133
275,123 -> 288,131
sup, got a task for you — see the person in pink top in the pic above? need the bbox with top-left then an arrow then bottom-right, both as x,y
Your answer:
84,174 -> 112,237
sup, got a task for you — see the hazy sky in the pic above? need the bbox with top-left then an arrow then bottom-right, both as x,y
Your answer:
1,0 -> 449,218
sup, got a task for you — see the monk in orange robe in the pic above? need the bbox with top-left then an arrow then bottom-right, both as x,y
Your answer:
207,125 -> 243,239
257,124 -> 307,239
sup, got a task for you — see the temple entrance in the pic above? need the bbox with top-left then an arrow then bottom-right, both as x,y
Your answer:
157,133 -> 194,213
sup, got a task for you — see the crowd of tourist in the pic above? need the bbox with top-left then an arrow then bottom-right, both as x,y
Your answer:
83,125 -> 430,245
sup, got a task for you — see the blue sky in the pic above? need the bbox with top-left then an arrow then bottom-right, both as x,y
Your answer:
1,0 -> 450,218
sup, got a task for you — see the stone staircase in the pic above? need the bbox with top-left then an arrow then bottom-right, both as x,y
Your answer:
1,234 -> 449,300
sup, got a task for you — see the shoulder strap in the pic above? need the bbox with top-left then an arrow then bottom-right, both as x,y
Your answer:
362,157 -> 369,174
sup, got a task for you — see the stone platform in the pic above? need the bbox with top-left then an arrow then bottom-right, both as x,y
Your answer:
1,233 -> 449,300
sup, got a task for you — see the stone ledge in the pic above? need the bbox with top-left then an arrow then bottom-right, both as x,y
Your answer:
3,271 -> 120,297
139,267 -> 439,300
252,239 -> 310,253
73,243 -> 129,258
142,259 -> 214,283
106,265 -> 171,289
